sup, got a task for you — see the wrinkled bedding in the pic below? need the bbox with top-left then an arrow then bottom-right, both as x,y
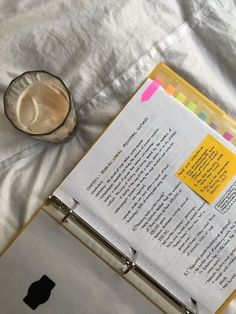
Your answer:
0,0 -> 236,256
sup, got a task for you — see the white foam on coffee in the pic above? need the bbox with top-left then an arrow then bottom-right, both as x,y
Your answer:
16,81 -> 69,134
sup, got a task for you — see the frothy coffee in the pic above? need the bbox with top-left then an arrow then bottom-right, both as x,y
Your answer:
16,81 -> 69,134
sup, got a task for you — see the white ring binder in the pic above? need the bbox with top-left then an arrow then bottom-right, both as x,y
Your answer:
48,195 -> 196,314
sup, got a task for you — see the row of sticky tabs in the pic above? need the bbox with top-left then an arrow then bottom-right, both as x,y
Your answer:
140,79 -> 235,142
164,82 -> 234,142
166,85 -> 208,119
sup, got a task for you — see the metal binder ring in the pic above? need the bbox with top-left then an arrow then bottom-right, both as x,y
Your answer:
121,260 -> 136,275
61,199 -> 79,223
121,247 -> 137,274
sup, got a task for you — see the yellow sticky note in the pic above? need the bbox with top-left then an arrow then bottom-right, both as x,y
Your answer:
176,134 -> 236,203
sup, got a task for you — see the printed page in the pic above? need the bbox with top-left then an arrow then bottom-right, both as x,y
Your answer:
54,79 -> 236,313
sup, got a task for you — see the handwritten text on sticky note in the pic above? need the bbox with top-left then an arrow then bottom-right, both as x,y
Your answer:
176,134 -> 236,203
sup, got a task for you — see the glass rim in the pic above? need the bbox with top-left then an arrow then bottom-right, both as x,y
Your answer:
4,70 -> 72,136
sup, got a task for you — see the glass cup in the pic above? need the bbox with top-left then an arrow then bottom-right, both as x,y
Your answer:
4,71 -> 77,143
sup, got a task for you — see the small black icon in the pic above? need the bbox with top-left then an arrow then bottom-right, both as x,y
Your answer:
23,275 -> 55,310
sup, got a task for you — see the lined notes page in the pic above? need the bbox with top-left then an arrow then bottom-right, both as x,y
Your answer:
54,79 -> 236,313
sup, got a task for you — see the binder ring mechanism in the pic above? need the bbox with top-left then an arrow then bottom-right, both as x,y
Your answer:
121,247 -> 138,275
61,198 -> 79,223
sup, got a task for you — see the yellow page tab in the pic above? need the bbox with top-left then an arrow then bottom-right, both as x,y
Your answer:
216,289 -> 236,314
176,134 -> 236,203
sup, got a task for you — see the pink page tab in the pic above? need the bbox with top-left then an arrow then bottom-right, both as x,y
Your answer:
141,79 -> 161,102
223,131 -> 233,141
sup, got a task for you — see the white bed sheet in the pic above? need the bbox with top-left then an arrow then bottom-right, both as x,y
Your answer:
0,0 -> 236,255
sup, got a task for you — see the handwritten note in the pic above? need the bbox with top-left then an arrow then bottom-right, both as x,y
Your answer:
176,134 -> 236,203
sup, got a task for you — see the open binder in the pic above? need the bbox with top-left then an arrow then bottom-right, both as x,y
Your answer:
47,64 -> 236,314
2,64 -> 236,314
46,195 -> 196,314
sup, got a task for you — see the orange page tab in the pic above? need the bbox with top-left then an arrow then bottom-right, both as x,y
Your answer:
176,134 -> 236,203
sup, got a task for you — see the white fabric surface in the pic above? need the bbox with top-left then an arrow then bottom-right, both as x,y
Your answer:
0,0 -> 236,257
